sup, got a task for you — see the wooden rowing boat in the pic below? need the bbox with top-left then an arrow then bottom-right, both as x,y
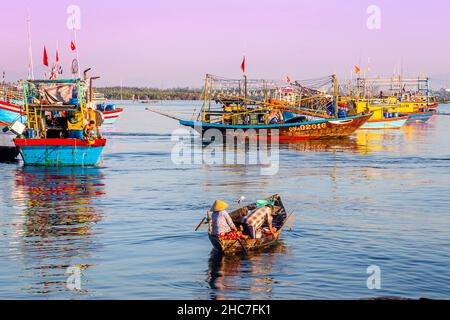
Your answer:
207,195 -> 293,254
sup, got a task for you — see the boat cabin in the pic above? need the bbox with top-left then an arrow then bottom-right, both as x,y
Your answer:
20,78 -> 100,140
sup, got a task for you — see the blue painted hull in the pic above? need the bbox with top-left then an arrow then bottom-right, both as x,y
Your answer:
179,113 -> 373,141
15,139 -> 106,167
406,113 -> 434,123
0,105 -> 25,123
360,118 -> 408,130
18,145 -> 104,166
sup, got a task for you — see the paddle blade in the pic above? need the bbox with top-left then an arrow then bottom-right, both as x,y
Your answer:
195,217 -> 207,232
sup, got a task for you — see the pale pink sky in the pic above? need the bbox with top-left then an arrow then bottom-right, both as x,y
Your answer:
0,0 -> 449,87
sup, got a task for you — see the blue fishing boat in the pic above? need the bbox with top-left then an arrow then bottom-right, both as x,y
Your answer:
12,77 -> 106,167
164,74 -> 372,141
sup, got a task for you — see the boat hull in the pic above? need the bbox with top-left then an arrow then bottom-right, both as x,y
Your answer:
0,146 -> 19,161
403,112 -> 435,123
14,139 -> 106,167
180,114 -> 372,141
209,234 -> 280,254
0,101 -> 25,123
360,116 -> 408,130
0,129 -> 18,161
102,108 -> 124,125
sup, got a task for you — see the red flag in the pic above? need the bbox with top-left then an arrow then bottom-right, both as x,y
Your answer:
286,75 -> 292,83
70,40 -> 76,51
56,50 -> 59,63
43,46 -> 49,67
241,56 -> 246,74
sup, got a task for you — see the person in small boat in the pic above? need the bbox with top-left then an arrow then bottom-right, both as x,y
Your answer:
241,204 -> 278,239
269,109 -> 284,124
210,200 -> 238,238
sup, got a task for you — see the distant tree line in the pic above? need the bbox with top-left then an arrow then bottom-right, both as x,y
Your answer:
434,89 -> 450,103
95,87 -> 202,101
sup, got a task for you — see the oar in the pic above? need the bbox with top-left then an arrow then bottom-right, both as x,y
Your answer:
237,238 -> 249,255
195,211 -> 212,232
195,217 -> 207,232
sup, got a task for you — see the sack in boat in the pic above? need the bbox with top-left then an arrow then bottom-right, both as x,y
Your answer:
219,231 -> 245,240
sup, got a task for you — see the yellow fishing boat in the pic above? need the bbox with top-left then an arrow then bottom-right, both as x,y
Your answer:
340,98 -> 408,130
353,77 -> 438,124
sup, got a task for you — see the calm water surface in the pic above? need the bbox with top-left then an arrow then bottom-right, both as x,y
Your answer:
1,101 -> 450,299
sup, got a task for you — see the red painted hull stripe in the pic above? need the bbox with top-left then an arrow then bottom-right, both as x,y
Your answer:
14,138 -> 107,147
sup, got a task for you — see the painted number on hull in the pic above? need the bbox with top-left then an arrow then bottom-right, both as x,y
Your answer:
289,123 -> 327,132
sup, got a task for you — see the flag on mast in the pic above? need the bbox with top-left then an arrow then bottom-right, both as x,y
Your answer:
354,65 -> 361,75
43,46 -> 49,67
71,40 -> 76,51
241,56 -> 246,74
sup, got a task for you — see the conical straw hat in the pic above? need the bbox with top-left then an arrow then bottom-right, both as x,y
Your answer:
211,200 -> 229,212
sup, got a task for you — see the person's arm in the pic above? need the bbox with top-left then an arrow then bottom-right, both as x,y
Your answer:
266,209 -> 277,236
225,213 -> 237,231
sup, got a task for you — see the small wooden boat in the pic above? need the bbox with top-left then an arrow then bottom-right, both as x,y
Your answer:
204,195 -> 294,255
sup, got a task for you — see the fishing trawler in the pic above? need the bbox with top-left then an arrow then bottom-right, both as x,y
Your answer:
10,76 -> 106,166
342,99 -> 409,130
153,74 -> 372,141
355,77 -> 438,124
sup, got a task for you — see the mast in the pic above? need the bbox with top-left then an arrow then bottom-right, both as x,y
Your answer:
26,12 -> 34,80
244,74 -> 247,102
332,74 -> 338,117
202,75 -> 208,122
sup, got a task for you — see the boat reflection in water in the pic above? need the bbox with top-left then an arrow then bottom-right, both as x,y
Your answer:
353,129 -> 407,154
281,137 -> 361,153
206,242 -> 288,300
11,166 -> 105,295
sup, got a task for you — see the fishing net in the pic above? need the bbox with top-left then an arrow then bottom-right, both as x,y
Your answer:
196,74 -> 336,120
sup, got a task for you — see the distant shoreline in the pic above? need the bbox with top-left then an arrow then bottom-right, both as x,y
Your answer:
96,87 -> 202,101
